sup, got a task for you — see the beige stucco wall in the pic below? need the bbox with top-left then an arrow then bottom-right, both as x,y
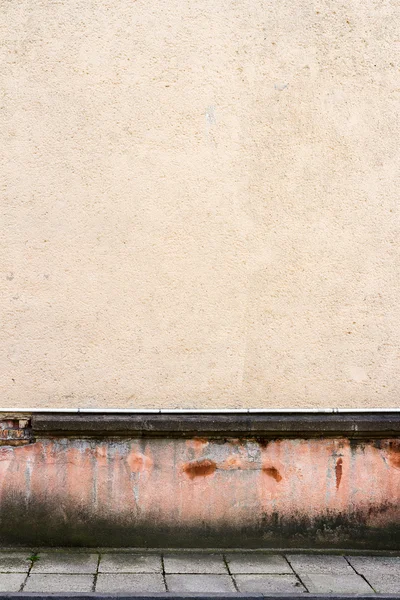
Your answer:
1,0 -> 399,409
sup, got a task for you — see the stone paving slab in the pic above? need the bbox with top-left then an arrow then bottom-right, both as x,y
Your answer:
226,554 -> 292,574
163,553 -> 227,574
99,553 -> 162,573
359,574 -> 400,594
96,573 -> 165,593
24,574 -> 94,592
0,553 -> 31,573
0,573 -> 26,592
286,555 -> 354,574
234,574 -> 305,593
0,549 -> 397,594
166,574 -> 236,592
301,574 -> 374,594
31,552 -> 98,574
347,556 -> 400,576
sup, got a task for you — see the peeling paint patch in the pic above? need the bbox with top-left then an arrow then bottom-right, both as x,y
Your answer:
127,451 -> 153,473
186,438 -> 209,454
221,455 -> 243,470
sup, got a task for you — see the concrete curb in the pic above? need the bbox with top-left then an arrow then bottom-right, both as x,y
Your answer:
31,412 -> 400,438
0,594 -> 399,600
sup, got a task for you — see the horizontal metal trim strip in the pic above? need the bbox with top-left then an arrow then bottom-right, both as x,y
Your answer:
1,407 -> 400,413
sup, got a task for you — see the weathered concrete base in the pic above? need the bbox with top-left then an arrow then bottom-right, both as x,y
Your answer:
0,415 -> 399,549
1,497 -> 399,549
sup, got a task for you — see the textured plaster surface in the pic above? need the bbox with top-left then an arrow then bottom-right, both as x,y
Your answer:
1,0 -> 400,408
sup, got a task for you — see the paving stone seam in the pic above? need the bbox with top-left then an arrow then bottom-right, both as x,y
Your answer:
93,554 -> 102,592
160,554 -> 168,592
343,556 -> 376,594
20,553 -> 36,592
283,554 -> 309,593
222,555 -> 237,592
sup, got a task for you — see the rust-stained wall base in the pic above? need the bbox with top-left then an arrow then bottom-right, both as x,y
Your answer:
0,414 -> 399,549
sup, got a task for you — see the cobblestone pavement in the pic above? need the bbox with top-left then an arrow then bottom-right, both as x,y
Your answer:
0,550 -> 398,594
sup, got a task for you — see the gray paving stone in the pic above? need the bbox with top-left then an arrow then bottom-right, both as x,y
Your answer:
166,574 -> 235,593
286,554 -> 353,574
235,574 -> 305,593
347,555 -> 400,576
163,553 -> 227,574
31,552 -> 98,573
96,573 -> 165,592
0,573 -> 26,592
0,552 -> 31,573
301,573 -> 374,593
24,574 -> 93,592
226,553 -> 291,574
361,574 -> 400,593
99,553 -> 162,573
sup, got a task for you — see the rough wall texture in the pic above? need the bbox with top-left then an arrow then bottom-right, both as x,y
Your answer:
1,0 -> 400,408
0,434 -> 399,548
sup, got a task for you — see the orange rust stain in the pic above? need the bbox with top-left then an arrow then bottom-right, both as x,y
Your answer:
95,445 -> 108,461
182,459 -> 217,480
335,458 -> 343,489
262,466 -> 282,482
387,442 -> 400,469
390,455 -> 400,469
127,452 -> 153,473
